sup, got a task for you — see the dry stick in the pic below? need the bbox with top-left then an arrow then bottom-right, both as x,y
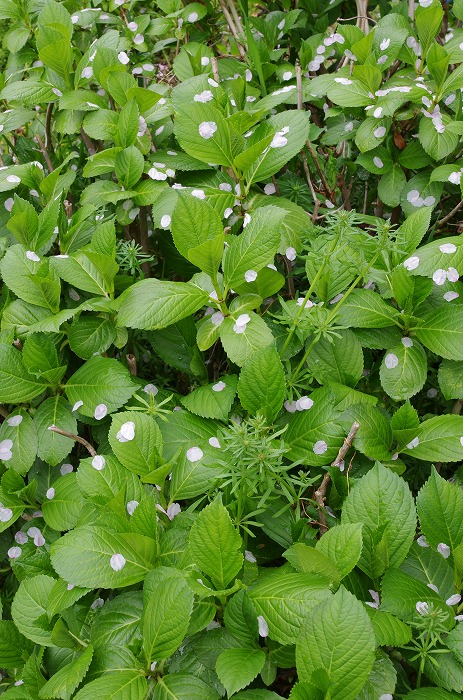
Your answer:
314,421 -> 360,535
408,0 -> 415,21
452,399 -> 463,415
80,128 -> 97,155
227,0 -> 246,46
305,140 -> 333,199
48,426 -> 97,457
296,61 -> 321,221
437,199 -> 463,228
211,56 -> 220,84
35,134 -> 54,172
138,205 -> 151,277
126,354 -> 137,376
0,406 -> 9,419
45,102 -> 54,155
218,0 -> 246,58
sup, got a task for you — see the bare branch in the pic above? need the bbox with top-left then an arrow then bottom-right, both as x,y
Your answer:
48,425 -> 97,456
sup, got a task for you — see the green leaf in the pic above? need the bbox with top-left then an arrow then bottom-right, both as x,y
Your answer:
115,146 -> 144,189
401,415 -> 463,462
143,577 -> 194,663
170,448 -> 225,501
248,571 -> 332,645
439,360 -> 463,400
223,206 -> 286,290
0,620 -> 34,669
152,674 -> 219,700
381,568 -> 452,624
171,192 -> 224,277
296,587 -> 375,700
366,609 -> 412,647
39,645 -> 94,700
237,344 -> 285,422
284,544 -> 340,585
64,356 -> 136,419
419,114 -> 458,160
0,410 -> 37,475
216,649 -> 266,696
50,251 -> 117,296
50,526 -> 157,588
223,590 -> 258,644
220,313 -> 274,367
326,77 -> 373,107
242,111 -> 310,184
378,164 -> 406,207
181,375 -> 237,421
403,690 -> 462,700
416,2 -> 444,55
335,289 -> 400,328
34,396 -> 77,466
315,523 -> 363,579
415,306 -> 463,360
118,279 -> 209,330
306,329 -> 363,388
11,574 -> 56,646
189,498 -> 243,590
42,473 -> 84,532
417,467 -> 463,551
68,317 -> 116,359
342,463 -> 416,579
379,340 -> 427,401
174,104 -> 235,167
355,655 -> 397,700
400,541 -> 455,602
72,671 -> 147,700
0,344 -> 47,403
116,99 -> 139,148
394,207 -> 432,256
0,245 -> 61,311
89,592 -> 143,648
285,388 -> 345,466
108,411 -> 163,477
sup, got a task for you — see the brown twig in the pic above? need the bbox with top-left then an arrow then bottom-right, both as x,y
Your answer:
211,56 -> 220,84
79,128 -> 97,155
305,141 -> 333,199
218,0 -> 246,58
48,425 -> 97,456
452,399 -> 463,415
35,134 -> 54,172
45,102 -> 54,154
138,205 -> 151,277
226,0 -> 246,48
126,353 -> 137,376
314,421 -> 360,534
0,406 -> 9,419
437,200 -> 463,228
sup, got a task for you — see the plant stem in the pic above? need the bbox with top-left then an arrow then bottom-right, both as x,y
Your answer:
48,426 -> 97,456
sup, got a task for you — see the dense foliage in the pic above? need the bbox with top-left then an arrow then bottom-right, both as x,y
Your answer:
2,0 -> 463,697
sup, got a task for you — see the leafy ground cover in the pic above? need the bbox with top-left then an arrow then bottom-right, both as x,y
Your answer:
2,0 -> 463,697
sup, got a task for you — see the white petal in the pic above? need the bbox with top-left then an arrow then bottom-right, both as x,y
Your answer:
26,250 -> 40,262
401,337 -> 413,347
15,531 -> 28,544
118,52 -> 130,64
427,583 -> 439,593
126,500 -> 139,515
257,615 -> 269,637
194,90 -> 214,103
0,507 -> 12,522
447,267 -> 459,282
285,246 -> 296,261
296,396 -> 314,411
245,550 -> 256,562
8,546 -> 22,558
7,415 -> 22,427
94,404 -> 107,420
186,446 -> 203,462
208,437 -> 221,448
313,440 -> 328,455
119,421 -> 135,442
160,215 -> 171,228
236,313 -> 250,326
244,270 -> 257,282
46,488 -> 55,500
198,121 -> 217,139
416,601 -> 429,615
373,156 -> 383,169
211,311 -> 224,326
406,437 -> 419,449
191,189 -> 206,199
437,542 -> 451,558
446,594 -> 461,606
403,256 -> 420,271
432,269 -> 447,286
440,243 -> 457,254
385,353 -> 398,369
212,381 -> 226,392
144,384 -> 158,395
264,183 -> 276,195
60,463 -> 73,475
417,535 -> 429,547
72,400 -> 83,412
166,503 -> 181,520
444,291 -> 459,302
92,455 -> 105,470
110,553 -> 126,571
